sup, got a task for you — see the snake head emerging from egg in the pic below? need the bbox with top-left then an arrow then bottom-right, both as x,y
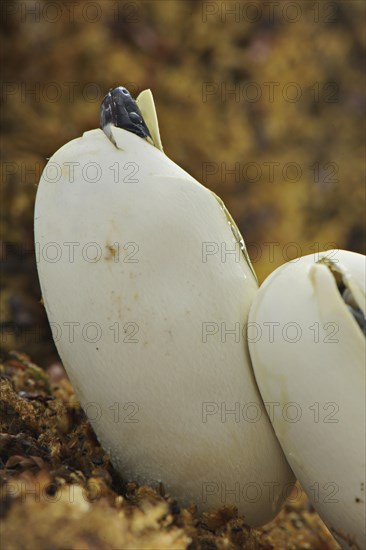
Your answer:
100,86 -> 152,144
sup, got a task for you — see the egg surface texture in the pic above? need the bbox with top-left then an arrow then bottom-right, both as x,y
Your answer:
34,89 -> 295,526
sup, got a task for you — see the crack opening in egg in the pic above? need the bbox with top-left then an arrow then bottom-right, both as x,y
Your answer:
212,192 -> 258,282
318,258 -> 366,336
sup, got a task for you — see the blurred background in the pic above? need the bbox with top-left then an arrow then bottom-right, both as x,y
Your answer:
1,0 -> 365,368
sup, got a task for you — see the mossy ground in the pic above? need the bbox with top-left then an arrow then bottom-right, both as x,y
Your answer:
1,351 -> 342,549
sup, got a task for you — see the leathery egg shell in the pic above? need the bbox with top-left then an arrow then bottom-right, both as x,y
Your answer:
34,91 -> 294,526
248,250 -> 365,547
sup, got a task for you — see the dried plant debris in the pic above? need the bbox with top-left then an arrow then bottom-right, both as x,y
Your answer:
0,351 -> 342,549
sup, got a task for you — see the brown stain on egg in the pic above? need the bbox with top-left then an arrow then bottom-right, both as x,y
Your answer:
105,243 -> 118,261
